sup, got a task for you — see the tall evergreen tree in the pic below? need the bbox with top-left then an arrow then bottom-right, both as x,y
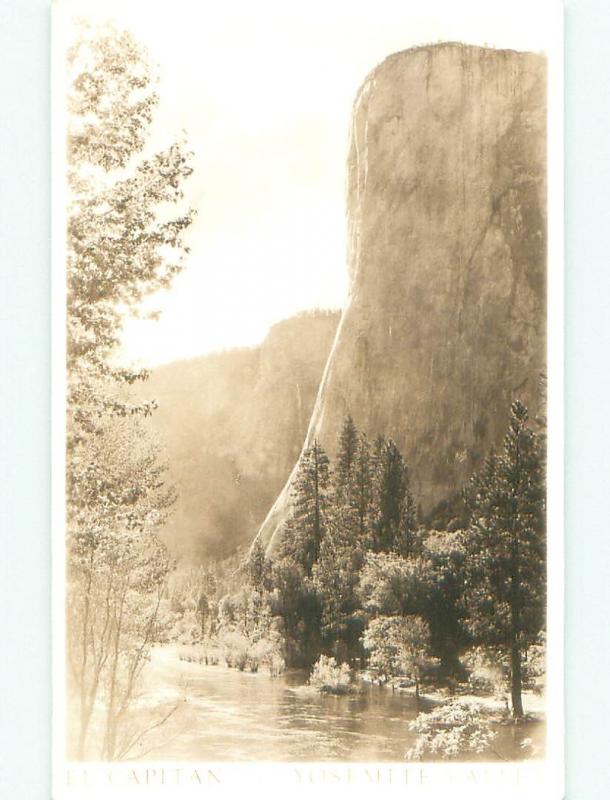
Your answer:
313,503 -> 366,663
245,538 -> 272,592
398,475 -> 419,558
463,401 -> 546,717
371,438 -> 418,555
333,418 -> 375,544
279,439 -> 330,576
311,417 -> 369,661
335,415 -> 359,500
372,438 -> 402,551
353,433 -> 374,541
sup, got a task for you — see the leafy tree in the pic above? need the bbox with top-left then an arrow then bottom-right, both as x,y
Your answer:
66,25 -> 193,427
270,557 -> 321,667
358,551 -> 431,617
217,584 -> 274,646
66,416 -> 175,759
65,23 -> 194,759
362,615 -> 433,700
463,401 -> 546,717
421,530 -> 468,678
424,491 -> 470,533
358,544 -> 467,679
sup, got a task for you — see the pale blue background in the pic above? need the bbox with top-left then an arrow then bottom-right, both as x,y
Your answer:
0,0 -> 608,797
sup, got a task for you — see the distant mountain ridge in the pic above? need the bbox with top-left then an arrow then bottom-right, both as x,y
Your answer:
142,310 -> 340,560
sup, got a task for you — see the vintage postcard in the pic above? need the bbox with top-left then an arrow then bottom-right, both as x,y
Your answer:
52,0 -> 564,797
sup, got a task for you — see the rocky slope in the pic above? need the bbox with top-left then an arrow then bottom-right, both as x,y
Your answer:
143,310 -> 340,560
259,43 -> 547,551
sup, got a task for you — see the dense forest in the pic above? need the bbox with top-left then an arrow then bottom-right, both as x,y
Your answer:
163,405 -> 546,725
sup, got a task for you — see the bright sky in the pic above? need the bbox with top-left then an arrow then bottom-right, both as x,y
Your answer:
56,0 -> 558,366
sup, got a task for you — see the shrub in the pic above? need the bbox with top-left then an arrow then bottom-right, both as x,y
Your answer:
249,633 -> 285,676
219,629 -> 250,669
267,652 -> 286,677
406,699 -> 498,761
309,655 -> 352,694
178,644 -> 205,665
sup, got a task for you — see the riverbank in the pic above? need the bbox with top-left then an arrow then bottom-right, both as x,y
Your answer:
173,642 -> 545,718
359,674 -> 546,718
123,644 -> 547,762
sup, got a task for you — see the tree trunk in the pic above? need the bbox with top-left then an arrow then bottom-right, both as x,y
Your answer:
439,636 -> 464,680
510,637 -> 524,718
76,552 -> 95,759
76,716 -> 88,761
509,556 -> 524,718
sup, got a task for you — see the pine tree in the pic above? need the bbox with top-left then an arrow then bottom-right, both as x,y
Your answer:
246,538 -> 271,592
398,474 -> 419,558
279,440 -> 330,576
463,401 -> 546,717
312,504 -> 365,663
353,433 -> 374,541
335,415 -> 359,500
371,438 -> 418,555
310,417 -> 369,661
336,419 -> 374,545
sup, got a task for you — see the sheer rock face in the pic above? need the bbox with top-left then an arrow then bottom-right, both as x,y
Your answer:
143,311 -> 339,560
259,43 -> 547,552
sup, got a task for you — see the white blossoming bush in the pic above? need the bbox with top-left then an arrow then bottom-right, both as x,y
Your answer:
309,655 -> 353,694
406,699 -> 498,761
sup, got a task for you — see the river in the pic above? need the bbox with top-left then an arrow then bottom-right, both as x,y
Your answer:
129,645 -> 544,762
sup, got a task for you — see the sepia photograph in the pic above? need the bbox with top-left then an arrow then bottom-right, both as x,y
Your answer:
52,0 -> 563,796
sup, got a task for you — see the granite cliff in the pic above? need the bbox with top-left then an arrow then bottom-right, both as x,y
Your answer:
259,44 -> 547,551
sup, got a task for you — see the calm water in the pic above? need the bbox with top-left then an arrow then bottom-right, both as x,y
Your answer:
131,645 -> 544,762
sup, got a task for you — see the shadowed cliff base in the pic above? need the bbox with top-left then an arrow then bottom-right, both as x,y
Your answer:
258,42 -> 546,554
